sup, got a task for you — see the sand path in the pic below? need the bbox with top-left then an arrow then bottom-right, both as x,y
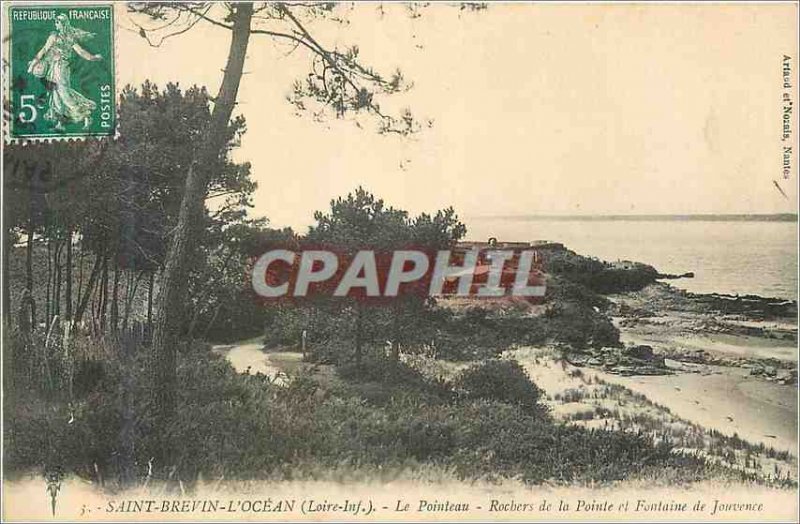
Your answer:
212,340 -> 340,389
212,342 -> 285,376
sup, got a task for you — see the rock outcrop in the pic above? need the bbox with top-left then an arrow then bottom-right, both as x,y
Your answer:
565,344 -> 669,376
748,363 -> 797,385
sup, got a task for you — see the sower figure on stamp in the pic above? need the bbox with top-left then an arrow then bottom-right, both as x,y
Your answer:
27,14 -> 103,131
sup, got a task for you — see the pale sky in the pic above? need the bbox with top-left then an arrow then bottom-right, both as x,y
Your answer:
114,2 -> 798,231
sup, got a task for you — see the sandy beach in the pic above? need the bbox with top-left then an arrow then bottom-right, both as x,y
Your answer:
589,362 -> 796,453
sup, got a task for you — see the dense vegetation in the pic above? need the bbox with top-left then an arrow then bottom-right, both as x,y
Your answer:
5,337 -> 708,487
3,155 -> 681,490
1,68 -> 701,491
4,178 -> 702,488
5,122 -> 673,486
3,1 -> 736,498
3,83 -> 279,343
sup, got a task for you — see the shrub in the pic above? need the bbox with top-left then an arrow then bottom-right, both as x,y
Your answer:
5,340 -> 317,482
432,299 -> 619,358
397,406 -> 457,461
438,399 -> 693,483
432,307 -> 547,361
544,250 -> 658,294
4,346 -> 134,480
546,276 -> 609,309
4,334 -> 710,487
338,352 -> 430,385
454,359 -> 547,418
543,301 -> 620,349
337,352 -> 454,405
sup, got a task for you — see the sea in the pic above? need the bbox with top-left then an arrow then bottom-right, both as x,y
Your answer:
466,217 -> 798,301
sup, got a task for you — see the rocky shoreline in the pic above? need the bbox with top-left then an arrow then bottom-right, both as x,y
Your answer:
555,281 -> 797,384
630,286 -> 794,381
497,244 -> 798,384
564,344 -> 671,376
612,282 -> 797,322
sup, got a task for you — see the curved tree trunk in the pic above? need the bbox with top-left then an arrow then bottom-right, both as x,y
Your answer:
149,3 -> 254,464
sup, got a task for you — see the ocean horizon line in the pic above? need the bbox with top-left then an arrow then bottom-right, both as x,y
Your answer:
470,213 -> 798,222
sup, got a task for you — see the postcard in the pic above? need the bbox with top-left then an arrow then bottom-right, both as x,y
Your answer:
1,1 -> 798,522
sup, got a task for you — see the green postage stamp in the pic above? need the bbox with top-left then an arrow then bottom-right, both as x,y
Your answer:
8,4 -> 115,139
